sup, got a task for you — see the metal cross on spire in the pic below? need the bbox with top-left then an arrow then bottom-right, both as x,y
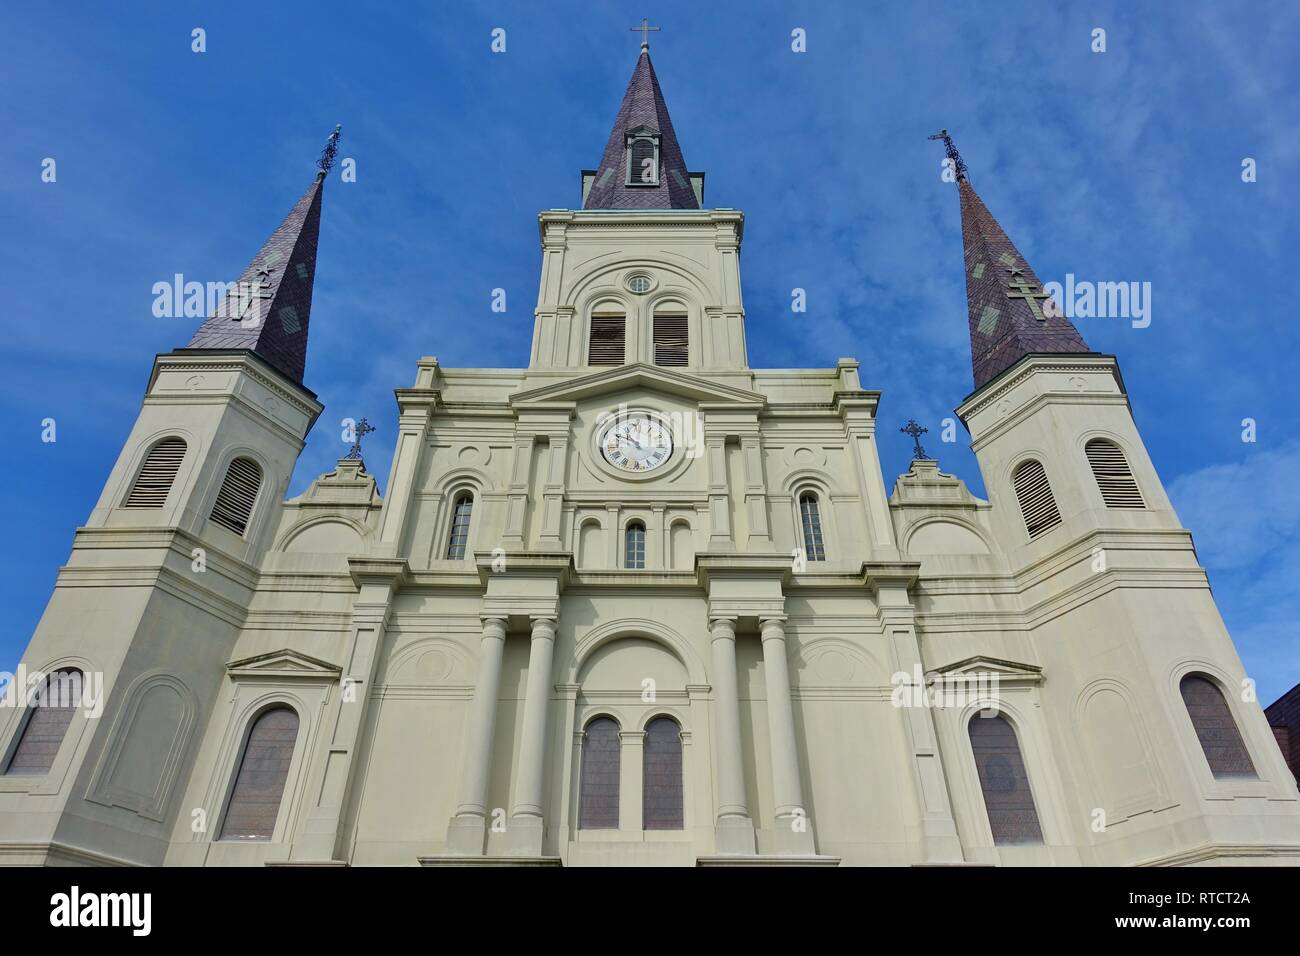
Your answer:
345,417 -> 375,462
927,128 -> 967,183
630,18 -> 660,50
317,124 -> 342,181
901,419 -> 931,461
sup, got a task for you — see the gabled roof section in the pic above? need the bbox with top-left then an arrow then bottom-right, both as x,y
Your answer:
583,49 -> 700,210
510,363 -> 765,409
183,127 -> 340,386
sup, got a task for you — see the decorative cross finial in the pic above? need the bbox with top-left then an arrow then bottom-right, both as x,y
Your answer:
317,124 -> 342,180
631,18 -> 660,50
901,419 -> 931,461
345,417 -> 375,461
927,128 -> 967,183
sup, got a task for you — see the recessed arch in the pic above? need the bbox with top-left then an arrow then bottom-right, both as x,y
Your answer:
568,618 -> 706,685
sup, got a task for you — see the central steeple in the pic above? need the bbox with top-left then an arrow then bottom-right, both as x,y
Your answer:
581,45 -> 703,210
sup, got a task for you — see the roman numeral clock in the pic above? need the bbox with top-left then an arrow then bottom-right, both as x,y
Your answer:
599,413 -> 673,473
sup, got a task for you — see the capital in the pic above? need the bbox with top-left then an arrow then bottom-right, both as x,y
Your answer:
709,617 -> 737,642
759,617 -> 787,642
529,617 -> 557,641
479,617 -> 508,641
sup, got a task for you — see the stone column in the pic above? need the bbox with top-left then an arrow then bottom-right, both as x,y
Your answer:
619,730 -> 646,832
509,616 -> 557,855
760,616 -> 815,854
446,616 -> 508,854
709,617 -> 755,853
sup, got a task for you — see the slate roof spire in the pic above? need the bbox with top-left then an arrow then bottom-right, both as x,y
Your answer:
938,132 -> 1091,391
183,126 -> 339,386
582,48 -> 701,210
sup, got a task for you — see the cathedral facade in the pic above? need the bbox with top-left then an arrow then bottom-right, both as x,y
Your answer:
2,48 -> 1298,868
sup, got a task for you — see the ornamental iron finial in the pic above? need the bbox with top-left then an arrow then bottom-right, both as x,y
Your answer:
901,419 -> 931,461
317,124 -> 342,180
927,128 -> 967,183
345,417 -> 375,461
631,17 -> 660,50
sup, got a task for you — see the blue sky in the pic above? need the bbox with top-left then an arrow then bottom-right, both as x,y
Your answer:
2,2 -> 1297,701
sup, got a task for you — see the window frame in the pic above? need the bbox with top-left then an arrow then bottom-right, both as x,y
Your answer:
624,132 -> 660,186
578,715 -> 622,830
216,703 -> 302,843
445,491 -> 475,560
624,520 -> 647,570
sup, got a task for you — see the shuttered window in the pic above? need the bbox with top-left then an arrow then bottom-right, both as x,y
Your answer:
579,717 -> 620,829
209,457 -> 263,536
446,493 -> 473,559
653,315 -> 688,366
625,522 -> 646,569
969,711 -> 1044,845
124,437 -> 186,508
799,492 -> 826,561
1180,674 -> 1257,778
628,137 -> 658,184
588,316 -> 625,366
1085,439 -> 1144,509
219,706 -> 299,841
643,717 -> 684,830
3,670 -> 82,775
1012,459 -> 1061,539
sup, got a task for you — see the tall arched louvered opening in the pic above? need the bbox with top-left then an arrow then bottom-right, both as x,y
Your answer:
1179,674 -> 1257,779
625,522 -> 646,569
1011,459 -> 1062,539
799,492 -> 826,561
1085,439 -> 1145,508
578,716 -> 620,829
653,314 -> 688,366
588,315 -> 626,366
124,437 -> 186,507
3,669 -> 83,775
209,457 -> 263,536
219,706 -> 299,841
643,716 -> 683,830
968,711 -> 1044,845
445,493 -> 473,559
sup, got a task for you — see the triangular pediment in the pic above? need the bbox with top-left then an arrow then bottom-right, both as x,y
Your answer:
226,649 -> 342,681
931,654 -> 1044,685
510,363 -> 765,409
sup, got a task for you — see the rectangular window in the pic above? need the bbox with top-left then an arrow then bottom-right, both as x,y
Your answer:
653,314 -> 688,366
588,316 -> 625,366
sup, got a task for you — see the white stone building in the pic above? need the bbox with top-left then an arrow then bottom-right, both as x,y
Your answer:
2,48 -> 1297,867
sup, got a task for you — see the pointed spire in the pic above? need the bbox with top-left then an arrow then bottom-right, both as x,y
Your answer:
183,126 -> 339,385
583,48 -> 700,210
936,132 -> 1091,391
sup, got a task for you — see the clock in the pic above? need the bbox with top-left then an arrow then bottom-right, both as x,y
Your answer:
599,414 -> 673,473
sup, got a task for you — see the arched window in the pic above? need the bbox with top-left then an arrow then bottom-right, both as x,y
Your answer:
588,315 -> 625,366
579,717 -> 620,829
1180,674 -> 1256,779
799,492 -> 826,561
627,135 -> 659,185
3,669 -> 83,775
643,717 -> 684,830
968,711 -> 1043,845
124,437 -> 186,508
1011,459 -> 1062,539
653,314 -> 688,366
219,706 -> 299,841
209,456 -> 263,535
446,493 -> 473,559
625,522 -> 646,569
1085,439 -> 1145,509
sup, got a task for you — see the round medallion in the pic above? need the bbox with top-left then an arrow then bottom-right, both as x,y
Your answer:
599,414 -> 673,473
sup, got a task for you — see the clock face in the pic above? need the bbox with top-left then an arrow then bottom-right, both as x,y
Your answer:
600,415 -> 673,473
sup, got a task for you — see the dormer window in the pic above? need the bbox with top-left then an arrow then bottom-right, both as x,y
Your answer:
625,128 -> 660,186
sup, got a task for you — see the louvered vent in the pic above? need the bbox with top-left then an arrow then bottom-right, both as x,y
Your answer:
628,138 -> 657,184
588,316 -> 625,366
653,315 -> 688,366
1012,459 -> 1062,539
1085,439 -> 1145,509
209,457 -> 263,536
124,437 -> 186,508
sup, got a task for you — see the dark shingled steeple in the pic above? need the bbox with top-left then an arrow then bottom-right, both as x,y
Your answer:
952,148 -> 1090,391
183,139 -> 333,385
583,48 -> 700,210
